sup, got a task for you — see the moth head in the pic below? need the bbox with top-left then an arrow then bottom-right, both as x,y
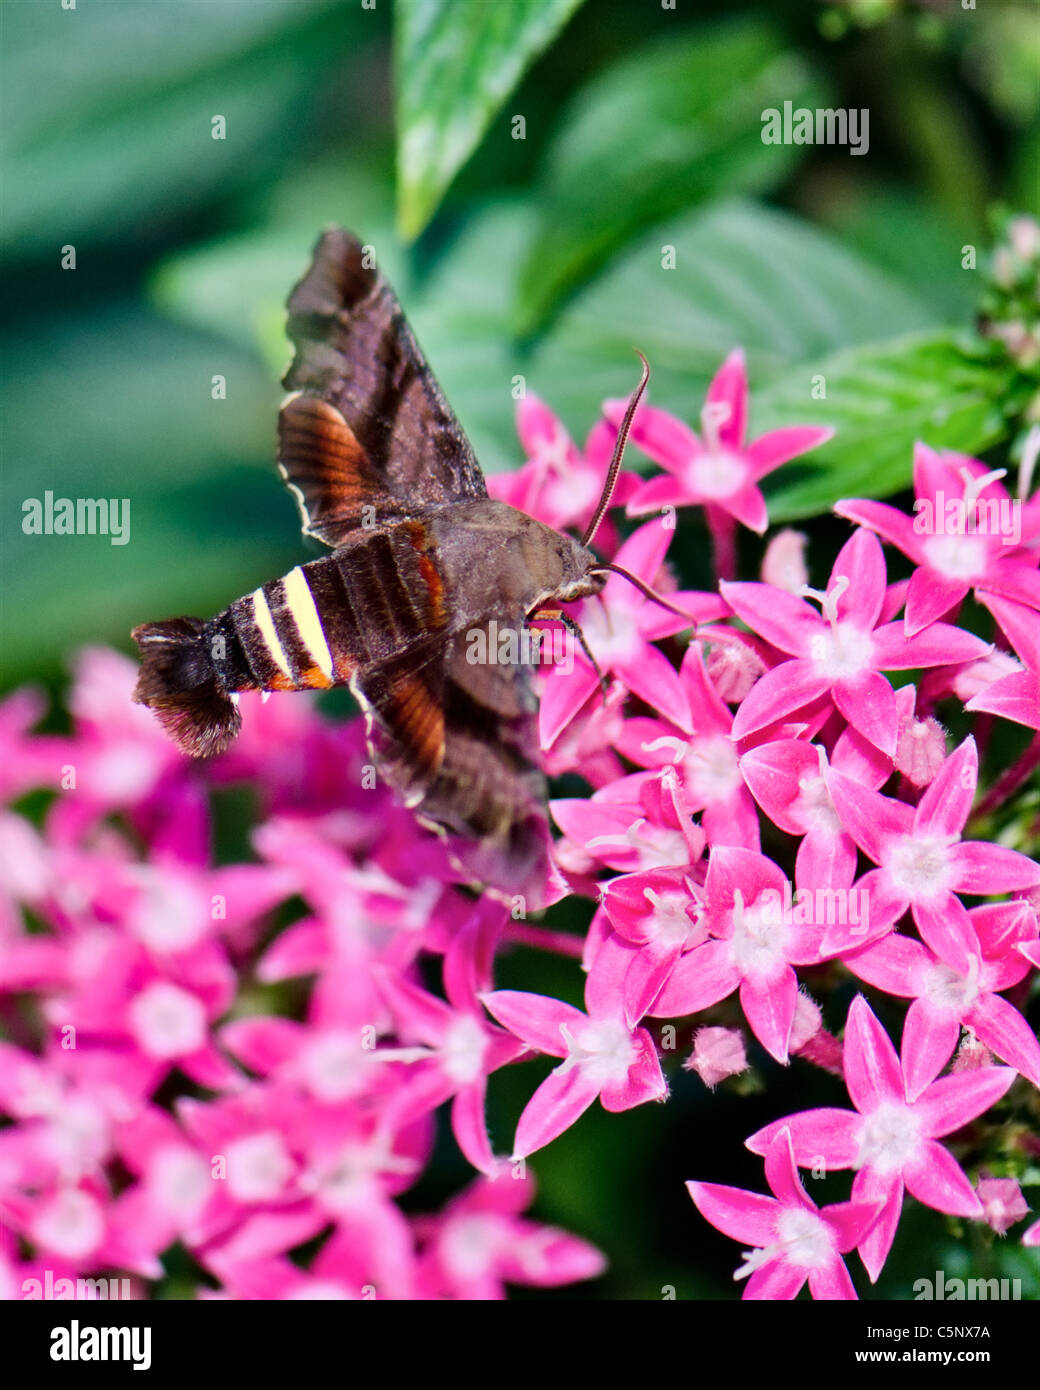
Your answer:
554,545 -> 608,603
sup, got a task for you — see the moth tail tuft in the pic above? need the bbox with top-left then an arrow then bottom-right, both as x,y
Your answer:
131,617 -> 241,759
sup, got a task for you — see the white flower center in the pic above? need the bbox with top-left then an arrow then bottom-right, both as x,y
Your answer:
578,602 -> 640,664
808,620 -> 874,679
683,737 -> 741,802
884,833 -> 955,901
558,1017 -> 636,1087
151,1145 -> 211,1221
794,772 -> 841,836
225,1131 -> 294,1203
128,982 -> 206,1058
855,1100 -> 921,1173
775,1205 -> 836,1269
441,1014 -> 489,1086
642,886 -> 701,948
923,531 -> 988,581
31,1188 -> 105,1260
129,870 -> 206,953
688,448 -> 746,499
301,1031 -> 366,1103
730,890 -> 788,981
442,1214 -> 503,1277
921,957 -> 979,1015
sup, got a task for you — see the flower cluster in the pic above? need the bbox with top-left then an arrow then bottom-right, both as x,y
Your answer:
2,354 -> 1038,1300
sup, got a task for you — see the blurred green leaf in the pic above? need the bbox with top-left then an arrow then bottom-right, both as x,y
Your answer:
2,0 -> 361,258
393,0 -> 584,240
0,305 -> 300,679
527,200 -> 934,436
807,181 -> 977,321
155,185 -> 536,473
757,331 -> 1012,521
514,20 -> 829,336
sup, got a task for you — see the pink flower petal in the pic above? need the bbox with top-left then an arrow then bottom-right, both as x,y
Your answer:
901,999 -> 960,1102
718,582 -> 822,656
833,669 -> 898,755
911,1067 -> 1016,1139
747,425 -> 834,480
706,348 -> 748,449
904,568 -> 969,636
966,993 -> 1040,1089
512,1065 -> 602,1159
685,1180 -> 780,1245
903,1139 -> 982,1217
844,995 -> 905,1110
833,529 -> 887,630
480,991 -> 583,1057
740,968 -> 798,1064
852,1167 -> 903,1282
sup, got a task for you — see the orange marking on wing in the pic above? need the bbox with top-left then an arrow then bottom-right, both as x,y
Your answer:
403,521 -> 446,626
388,670 -> 445,775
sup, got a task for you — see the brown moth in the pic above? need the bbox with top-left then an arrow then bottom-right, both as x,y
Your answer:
132,229 -> 683,901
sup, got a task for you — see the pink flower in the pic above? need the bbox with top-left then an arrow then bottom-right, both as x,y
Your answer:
597,865 -> 709,1026
975,1176 -> 1030,1235
481,946 -> 667,1159
373,909 -> 526,1175
842,900 -> 1040,1096
687,1128 -> 883,1300
746,996 -> 1016,1280
648,847 -> 829,1063
826,736 -> 1040,964
739,732 -> 889,891
551,764 -> 705,877
837,444 -> 1040,636
415,1167 -> 605,1299
489,393 -> 639,547
723,529 -> 991,755
615,642 -> 760,848
612,349 -> 833,534
539,519 -> 728,747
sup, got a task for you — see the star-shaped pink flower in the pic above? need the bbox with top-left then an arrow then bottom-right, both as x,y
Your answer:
688,1127 -> 883,1300
837,444 -> 1040,636
609,349 -> 833,534
825,735 -> 1040,965
842,900 -> 1040,1098
723,529 -> 991,755
746,996 -> 1016,1280
481,944 -> 666,1159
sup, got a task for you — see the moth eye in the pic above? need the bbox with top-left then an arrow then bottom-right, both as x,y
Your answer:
556,571 -> 605,602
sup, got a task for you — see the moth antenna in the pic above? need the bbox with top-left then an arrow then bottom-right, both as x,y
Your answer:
590,563 -> 696,629
581,349 -> 650,549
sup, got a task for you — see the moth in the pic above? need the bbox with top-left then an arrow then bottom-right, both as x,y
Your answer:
132,229 -> 684,900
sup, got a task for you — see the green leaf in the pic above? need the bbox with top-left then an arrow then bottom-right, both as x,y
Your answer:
527,200 -> 935,439
394,0 -> 585,240
756,332 -> 1013,522
2,0 -> 363,259
514,20 -> 829,336
1,304 -> 301,680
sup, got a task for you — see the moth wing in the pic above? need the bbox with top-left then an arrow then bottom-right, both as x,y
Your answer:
279,228 -> 486,547
415,615 -> 554,907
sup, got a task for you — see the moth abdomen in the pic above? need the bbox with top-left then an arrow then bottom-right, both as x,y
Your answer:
131,616 -> 242,759
226,566 -> 339,694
